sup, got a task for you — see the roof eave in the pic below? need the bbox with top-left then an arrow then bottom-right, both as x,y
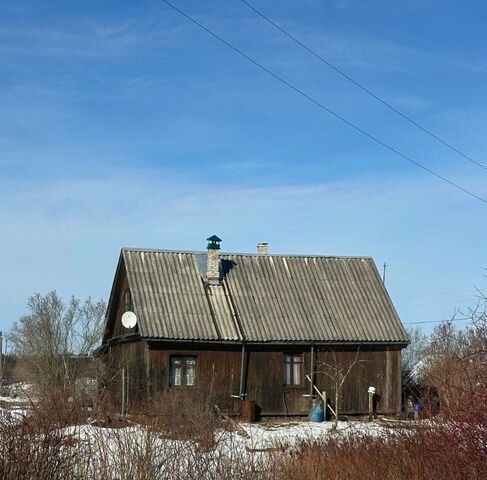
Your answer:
102,249 -> 126,343
144,337 -> 409,348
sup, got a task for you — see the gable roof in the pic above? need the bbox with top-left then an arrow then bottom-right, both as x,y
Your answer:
105,248 -> 408,345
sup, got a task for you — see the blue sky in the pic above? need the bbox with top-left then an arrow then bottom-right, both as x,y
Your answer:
1,0 -> 486,335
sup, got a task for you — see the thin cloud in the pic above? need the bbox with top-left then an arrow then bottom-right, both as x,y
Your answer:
0,167 -> 485,333
0,18 -> 193,60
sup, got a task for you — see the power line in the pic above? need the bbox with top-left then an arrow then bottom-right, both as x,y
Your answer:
395,290 -> 475,299
398,298 -> 474,308
161,0 -> 487,205
404,318 -> 470,325
239,0 -> 487,173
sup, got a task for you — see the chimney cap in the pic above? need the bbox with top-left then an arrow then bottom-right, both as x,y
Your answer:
206,235 -> 222,250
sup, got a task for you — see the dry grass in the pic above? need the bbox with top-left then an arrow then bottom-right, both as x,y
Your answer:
0,387 -> 485,480
130,389 -> 223,450
0,388 -> 269,480
274,420 -> 487,480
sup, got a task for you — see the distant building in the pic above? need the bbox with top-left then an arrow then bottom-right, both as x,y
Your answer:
100,236 -> 408,417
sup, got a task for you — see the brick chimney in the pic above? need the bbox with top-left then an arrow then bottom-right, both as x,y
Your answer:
257,242 -> 269,255
206,235 -> 222,284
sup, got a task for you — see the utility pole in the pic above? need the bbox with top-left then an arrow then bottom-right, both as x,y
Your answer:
382,263 -> 387,285
0,331 -> 3,381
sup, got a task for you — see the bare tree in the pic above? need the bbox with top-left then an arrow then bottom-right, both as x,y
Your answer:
422,293 -> 487,417
9,291 -> 106,400
316,349 -> 366,429
402,326 -> 428,373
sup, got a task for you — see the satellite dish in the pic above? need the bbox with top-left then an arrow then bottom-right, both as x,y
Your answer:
121,311 -> 137,329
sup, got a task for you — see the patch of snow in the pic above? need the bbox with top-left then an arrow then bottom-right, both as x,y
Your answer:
237,420 -> 391,450
0,405 -> 29,421
0,382 -> 35,403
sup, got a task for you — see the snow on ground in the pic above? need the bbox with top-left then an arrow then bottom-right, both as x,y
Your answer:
0,395 -> 23,403
0,403 -> 405,478
60,419 -> 393,455
0,386 -> 397,471
241,420 -> 390,448
0,384 -> 33,421
0,406 -> 29,421
0,382 -> 35,405
0,388 -> 398,449
51,420 -> 395,477
0,402 -> 30,422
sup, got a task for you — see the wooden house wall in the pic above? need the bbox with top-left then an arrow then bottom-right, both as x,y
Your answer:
245,348 -> 310,415
147,347 -> 242,413
245,347 -> 401,415
141,344 -> 401,416
105,341 -> 148,406
314,347 -> 401,414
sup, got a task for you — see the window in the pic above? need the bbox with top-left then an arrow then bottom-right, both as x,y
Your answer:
283,353 -> 304,386
170,356 -> 197,386
123,288 -> 132,311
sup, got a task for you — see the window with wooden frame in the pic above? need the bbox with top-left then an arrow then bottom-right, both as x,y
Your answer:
283,353 -> 304,386
169,356 -> 197,387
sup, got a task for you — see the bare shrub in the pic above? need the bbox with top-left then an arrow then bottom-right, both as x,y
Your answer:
0,399 -> 485,480
87,423 -> 271,480
0,408 -> 88,480
421,297 -> 487,420
131,389 -> 224,450
25,390 -> 90,430
273,421 -> 487,480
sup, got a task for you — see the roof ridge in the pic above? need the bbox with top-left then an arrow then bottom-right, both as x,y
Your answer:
121,247 -> 372,260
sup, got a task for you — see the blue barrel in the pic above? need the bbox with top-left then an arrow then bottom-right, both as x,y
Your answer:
308,401 -> 325,422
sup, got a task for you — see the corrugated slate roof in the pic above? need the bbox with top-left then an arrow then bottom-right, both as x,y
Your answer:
120,248 -> 408,344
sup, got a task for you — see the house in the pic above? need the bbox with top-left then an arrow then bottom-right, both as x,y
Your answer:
100,236 -> 409,417
403,356 -> 440,418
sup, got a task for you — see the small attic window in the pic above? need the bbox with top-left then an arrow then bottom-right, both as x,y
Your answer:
123,288 -> 132,312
